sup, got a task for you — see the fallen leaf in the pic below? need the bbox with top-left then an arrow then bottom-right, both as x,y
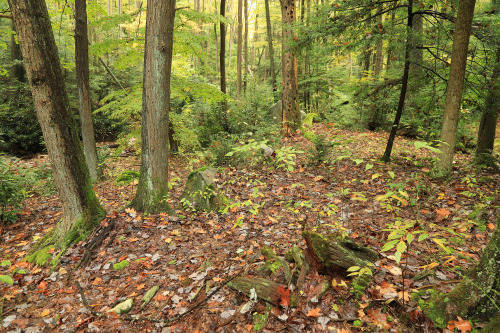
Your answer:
277,286 -> 290,307
447,316 -> 472,333
436,208 -> 451,222
487,223 -> 495,230
306,307 -> 322,317
40,309 -> 50,317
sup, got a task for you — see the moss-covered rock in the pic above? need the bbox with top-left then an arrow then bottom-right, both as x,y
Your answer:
180,167 -> 225,212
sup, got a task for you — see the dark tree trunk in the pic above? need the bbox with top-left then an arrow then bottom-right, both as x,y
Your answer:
474,50 -> 499,166
8,0 -> 104,244
75,0 -> 102,182
282,0 -> 300,135
433,0 -> 476,177
131,0 -> 176,213
243,0 -> 248,93
264,0 -> 276,91
381,0 -> 414,162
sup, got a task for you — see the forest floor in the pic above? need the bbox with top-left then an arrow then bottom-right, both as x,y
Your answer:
1,124 -> 499,333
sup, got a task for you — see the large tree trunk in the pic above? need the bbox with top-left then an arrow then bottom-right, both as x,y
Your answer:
424,214 -> 500,329
75,0 -> 102,182
8,0 -> 105,244
264,0 -> 276,91
281,0 -> 300,135
474,50 -> 499,166
373,8 -> 384,79
381,0 -> 414,162
131,0 -> 176,213
433,0 -> 476,178
236,0 -> 243,99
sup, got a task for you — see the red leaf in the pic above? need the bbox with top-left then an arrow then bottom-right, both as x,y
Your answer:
277,286 -> 290,307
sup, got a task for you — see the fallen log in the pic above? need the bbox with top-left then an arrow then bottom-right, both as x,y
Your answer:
302,231 -> 378,275
226,277 -> 286,305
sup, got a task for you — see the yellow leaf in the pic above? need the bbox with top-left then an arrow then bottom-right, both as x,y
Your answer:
164,237 -> 172,243
419,262 -> 439,270
40,309 -> 50,317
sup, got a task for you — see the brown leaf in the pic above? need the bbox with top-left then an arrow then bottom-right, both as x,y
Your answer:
436,208 -> 451,222
277,285 -> 290,307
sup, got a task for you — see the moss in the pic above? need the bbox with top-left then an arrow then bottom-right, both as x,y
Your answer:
26,246 -> 53,266
482,311 -> 500,333
351,275 -> 372,299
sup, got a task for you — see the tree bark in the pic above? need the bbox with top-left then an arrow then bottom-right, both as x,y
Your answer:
474,50 -> 499,166
75,0 -> 102,182
424,214 -> 500,327
236,0 -> 243,99
8,0 -> 105,243
433,0 -> 476,178
131,0 -> 176,213
220,0 -> 229,130
281,0 -> 300,135
381,0 -> 414,162
243,0 -> 248,93
373,8 -> 384,79
264,0 -> 276,91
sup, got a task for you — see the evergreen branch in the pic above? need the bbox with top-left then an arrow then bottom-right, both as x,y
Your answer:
361,4 -> 407,22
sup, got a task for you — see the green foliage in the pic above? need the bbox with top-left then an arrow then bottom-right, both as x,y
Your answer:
113,260 -> 130,270
0,156 -> 25,223
116,170 -> 140,185
0,85 -> 44,155
306,134 -> 339,165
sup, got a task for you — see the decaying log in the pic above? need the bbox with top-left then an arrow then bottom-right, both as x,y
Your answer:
302,231 -> 378,275
226,277 -> 286,305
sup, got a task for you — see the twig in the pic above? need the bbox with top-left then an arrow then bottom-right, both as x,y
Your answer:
76,281 -> 103,317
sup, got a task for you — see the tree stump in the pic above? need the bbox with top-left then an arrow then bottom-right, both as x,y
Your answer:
302,231 -> 378,275
227,277 -> 286,305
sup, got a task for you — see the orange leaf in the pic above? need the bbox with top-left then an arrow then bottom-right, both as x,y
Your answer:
128,237 -> 139,242
436,208 -> 451,222
137,283 -> 146,290
277,286 -> 290,307
40,309 -> 50,317
306,307 -> 322,317
38,280 -> 47,290
447,316 -> 472,333
487,223 -> 495,230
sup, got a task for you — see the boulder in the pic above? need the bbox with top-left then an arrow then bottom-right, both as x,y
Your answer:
180,167 -> 224,211
268,100 -> 282,123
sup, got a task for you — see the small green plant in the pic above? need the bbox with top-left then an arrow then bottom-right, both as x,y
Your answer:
307,134 -> 339,165
274,146 -> 303,172
116,170 -> 140,185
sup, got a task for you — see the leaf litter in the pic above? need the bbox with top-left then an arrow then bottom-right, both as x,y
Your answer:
0,124 -> 498,332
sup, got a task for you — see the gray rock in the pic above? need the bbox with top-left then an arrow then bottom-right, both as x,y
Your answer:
268,100 -> 282,123
180,167 -> 225,212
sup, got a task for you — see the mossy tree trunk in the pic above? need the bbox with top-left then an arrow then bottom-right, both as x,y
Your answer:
8,0 -> 105,246
425,214 -> 500,327
474,50 -> 499,166
131,0 -> 176,213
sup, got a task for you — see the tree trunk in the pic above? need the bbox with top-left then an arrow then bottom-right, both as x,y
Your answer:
75,0 -> 102,182
474,50 -> 499,166
8,0 -> 105,245
131,0 -> 176,213
220,0 -> 229,130
424,214 -> 500,328
433,0 -> 476,178
281,0 -> 300,135
381,0 -> 414,162
243,0 -> 248,93
236,0 -> 243,99
264,0 -> 276,91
